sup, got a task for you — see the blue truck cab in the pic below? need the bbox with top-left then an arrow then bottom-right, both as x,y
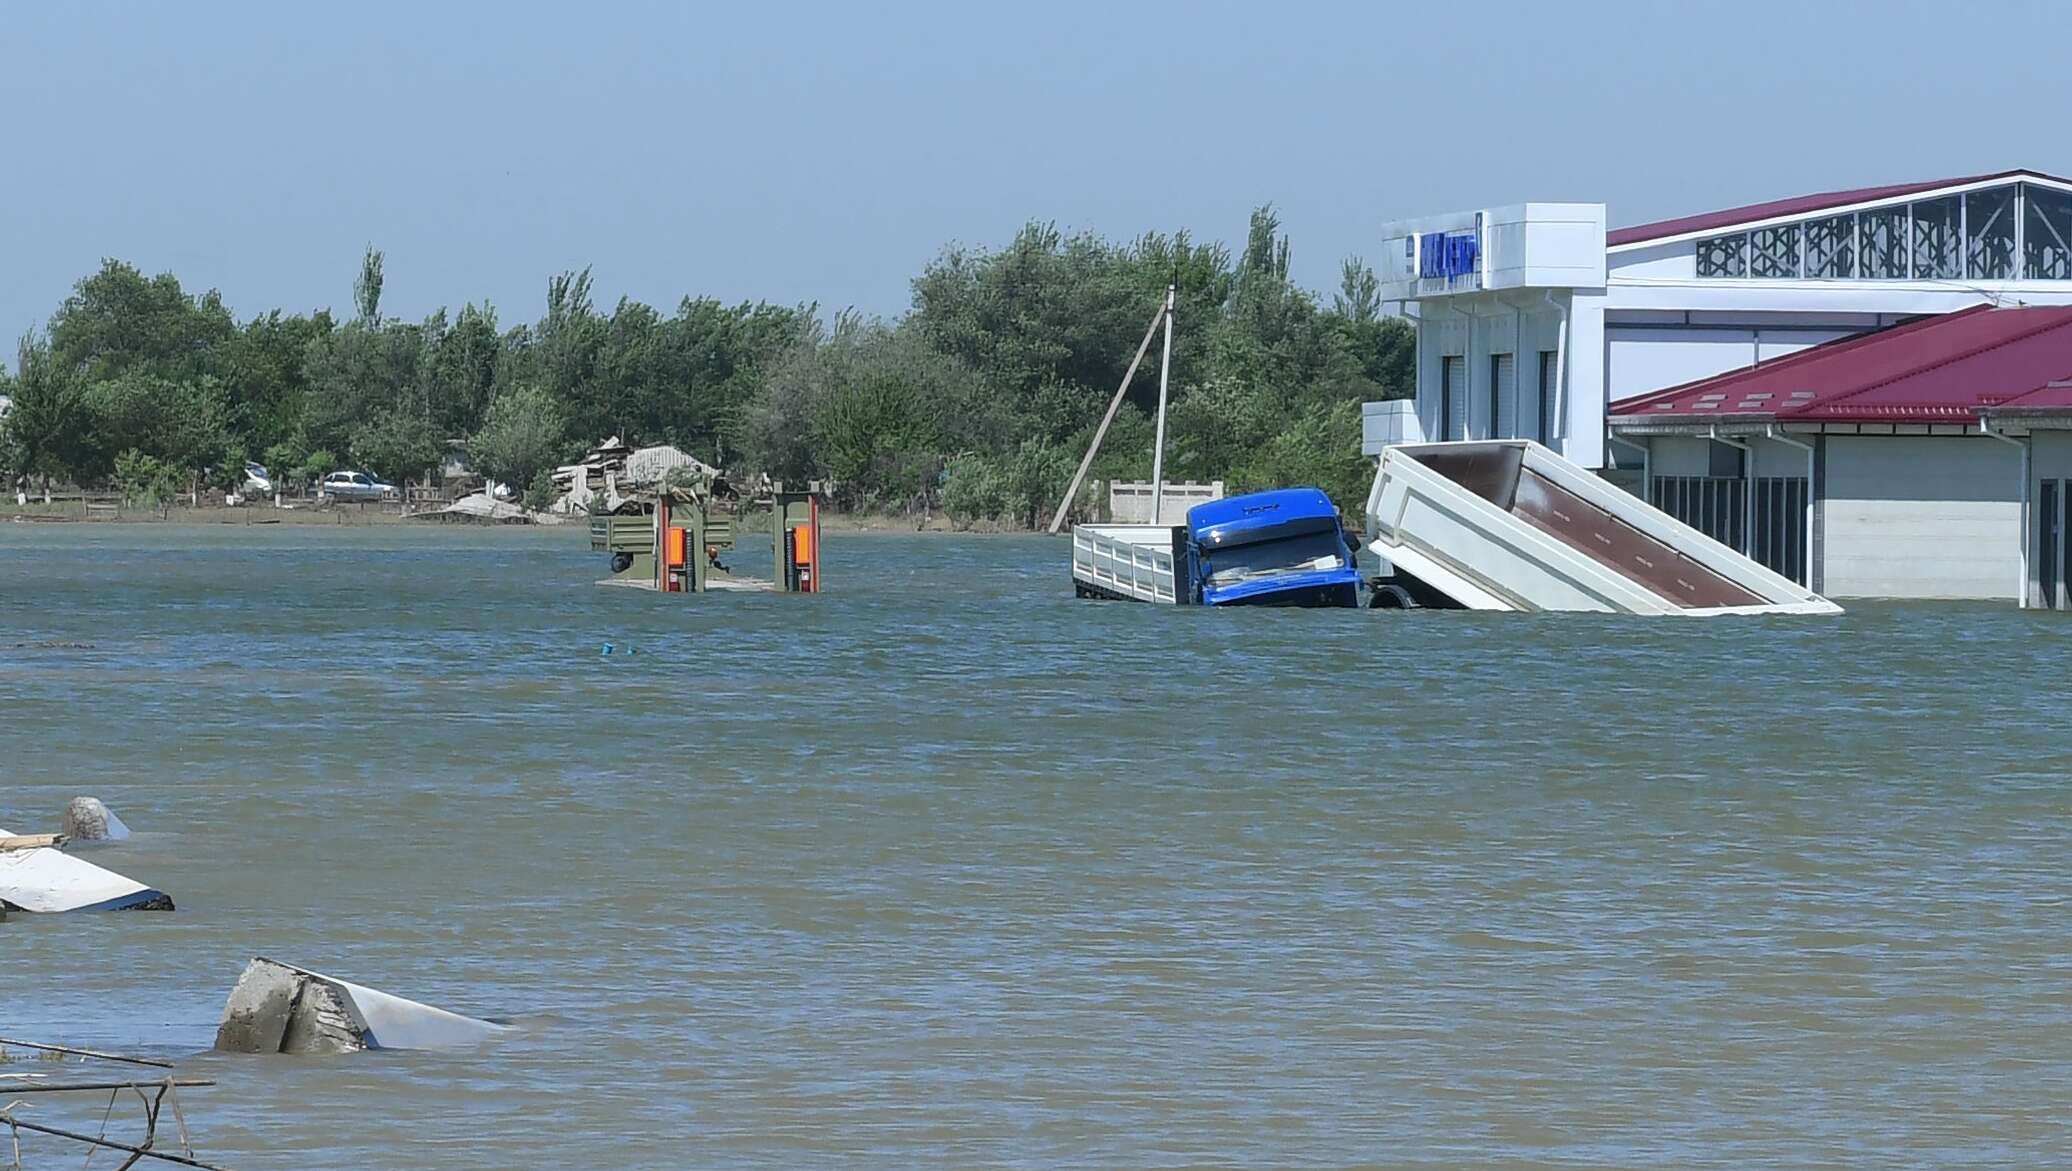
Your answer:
1185,488 -> 1362,607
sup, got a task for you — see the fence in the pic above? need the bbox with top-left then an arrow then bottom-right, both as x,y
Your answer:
1107,481 -> 1224,525
1650,475 -> 1808,586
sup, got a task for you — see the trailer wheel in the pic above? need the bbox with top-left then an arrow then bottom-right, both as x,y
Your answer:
610,551 -> 634,574
1369,583 -> 1416,609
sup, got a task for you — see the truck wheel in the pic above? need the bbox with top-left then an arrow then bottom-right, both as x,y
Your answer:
1370,583 -> 1416,609
610,551 -> 634,574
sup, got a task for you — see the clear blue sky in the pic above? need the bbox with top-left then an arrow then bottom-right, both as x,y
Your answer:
5,0 -> 2067,352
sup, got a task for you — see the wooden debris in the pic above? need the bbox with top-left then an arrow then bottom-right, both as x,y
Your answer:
0,834 -> 64,852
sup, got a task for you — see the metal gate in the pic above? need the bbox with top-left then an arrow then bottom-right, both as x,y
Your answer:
2038,478 -> 2068,609
1535,350 -> 1557,443
1490,352 -> 1515,439
1650,475 -> 1809,586
1442,355 -> 1467,441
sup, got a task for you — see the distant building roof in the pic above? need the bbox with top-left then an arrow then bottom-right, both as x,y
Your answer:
1606,169 -> 2069,249
1609,305 -> 2072,426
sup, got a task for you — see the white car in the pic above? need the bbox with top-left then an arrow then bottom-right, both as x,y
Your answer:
317,470 -> 399,503
241,461 -> 274,495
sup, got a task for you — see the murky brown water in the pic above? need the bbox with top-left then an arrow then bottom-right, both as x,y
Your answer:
3,524 -> 2069,1168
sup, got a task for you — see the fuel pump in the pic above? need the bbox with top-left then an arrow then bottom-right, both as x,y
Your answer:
774,491 -> 820,593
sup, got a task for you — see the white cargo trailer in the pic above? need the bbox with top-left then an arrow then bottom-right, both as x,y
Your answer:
1365,440 -> 1840,615
1071,524 -> 1185,603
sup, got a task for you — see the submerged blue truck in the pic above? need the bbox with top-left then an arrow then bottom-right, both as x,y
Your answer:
1070,487 -> 1362,607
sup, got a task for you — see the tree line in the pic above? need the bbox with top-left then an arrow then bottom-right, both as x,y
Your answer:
1,206 -> 1411,522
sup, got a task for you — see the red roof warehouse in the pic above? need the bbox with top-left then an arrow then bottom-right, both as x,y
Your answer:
1611,305 -> 2072,425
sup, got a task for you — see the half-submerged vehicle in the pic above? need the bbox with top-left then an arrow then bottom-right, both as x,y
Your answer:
1364,439 -> 1840,615
1072,487 -> 1361,607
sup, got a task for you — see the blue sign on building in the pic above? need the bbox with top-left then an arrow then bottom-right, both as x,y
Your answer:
1419,228 -> 1480,285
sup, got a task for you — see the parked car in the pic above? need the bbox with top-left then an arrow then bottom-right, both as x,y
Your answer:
317,470 -> 399,503
241,461 -> 274,495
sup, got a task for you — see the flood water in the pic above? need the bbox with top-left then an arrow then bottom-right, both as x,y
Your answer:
3,523 -> 2069,1168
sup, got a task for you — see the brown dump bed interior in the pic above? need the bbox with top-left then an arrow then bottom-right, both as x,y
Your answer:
1408,444 -> 1767,609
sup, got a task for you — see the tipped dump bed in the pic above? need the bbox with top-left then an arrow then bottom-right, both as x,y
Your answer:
1365,440 -> 1841,615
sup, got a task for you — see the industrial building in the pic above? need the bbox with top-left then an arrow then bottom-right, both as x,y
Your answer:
1366,169 -> 2072,606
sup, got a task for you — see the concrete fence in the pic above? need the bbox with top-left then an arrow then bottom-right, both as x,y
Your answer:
1107,480 -> 1224,525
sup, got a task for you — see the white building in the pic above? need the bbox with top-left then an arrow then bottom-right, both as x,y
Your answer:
1369,169 -> 2072,606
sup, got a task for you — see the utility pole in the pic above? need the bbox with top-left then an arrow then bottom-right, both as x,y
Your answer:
1149,284 -> 1176,524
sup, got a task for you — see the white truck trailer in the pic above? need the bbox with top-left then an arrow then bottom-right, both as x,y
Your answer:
1364,440 -> 1840,615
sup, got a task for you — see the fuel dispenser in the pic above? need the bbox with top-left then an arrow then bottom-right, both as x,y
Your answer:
593,486 -> 816,596
646,493 -> 732,593
774,490 -> 821,593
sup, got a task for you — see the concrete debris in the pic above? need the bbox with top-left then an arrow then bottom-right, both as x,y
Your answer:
61,797 -> 131,845
552,437 -> 726,514
0,825 -> 171,912
407,490 -> 535,525
624,444 -> 717,487
214,958 -> 509,1054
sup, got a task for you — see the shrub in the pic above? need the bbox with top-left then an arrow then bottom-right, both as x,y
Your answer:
524,469 -> 559,512
940,452 -> 1005,529
112,449 -> 182,515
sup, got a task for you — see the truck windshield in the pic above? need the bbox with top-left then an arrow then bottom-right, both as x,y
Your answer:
1202,530 -> 1347,585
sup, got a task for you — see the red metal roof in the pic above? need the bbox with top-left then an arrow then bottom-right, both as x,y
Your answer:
1610,305 -> 2072,425
1989,380 -> 2072,412
1606,170 -> 2062,248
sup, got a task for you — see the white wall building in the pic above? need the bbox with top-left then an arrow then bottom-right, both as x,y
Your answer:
1369,169 -> 2072,606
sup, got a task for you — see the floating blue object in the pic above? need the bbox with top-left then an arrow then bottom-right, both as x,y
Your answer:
601,642 -> 614,656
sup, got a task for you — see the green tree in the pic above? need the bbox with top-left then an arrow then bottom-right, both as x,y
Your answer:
425,303 -> 501,437
4,336 -> 89,491
1333,256 -> 1381,323
812,368 -> 940,505
297,449 -> 339,485
1228,399 -> 1373,512
735,330 -> 830,489
12,202 -> 1405,524
78,371 -> 230,483
299,319 -> 426,462
48,260 -> 235,383
1328,257 -> 1413,395
354,245 -> 385,323
910,222 -> 1231,427
222,309 -> 334,455
351,407 -> 443,485
467,385 -> 569,496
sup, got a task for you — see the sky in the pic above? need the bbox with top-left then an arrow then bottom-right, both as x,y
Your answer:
5,0 -> 2070,355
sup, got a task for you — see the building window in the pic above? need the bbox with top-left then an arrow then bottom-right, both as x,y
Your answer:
2024,185 -> 2072,279
1536,350 -> 1558,443
1489,353 -> 1515,438
1911,194 -> 1962,279
1749,223 -> 1800,278
1805,214 -> 1855,278
1696,233 -> 1748,277
1859,206 -> 1909,278
1684,184 -> 2063,283
1440,355 -> 1466,441
1965,187 -> 2017,280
